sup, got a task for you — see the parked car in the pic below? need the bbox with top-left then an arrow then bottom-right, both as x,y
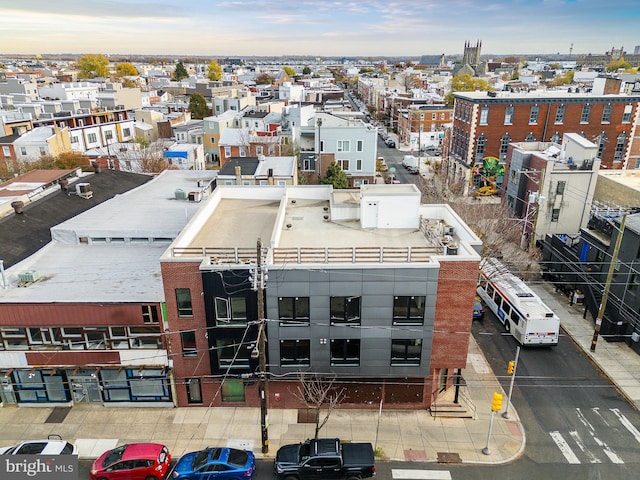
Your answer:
473,301 -> 485,321
171,447 -> 255,480
386,139 -> 396,148
0,435 -> 77,455
407,166 -> 419,175
90,443 -> 170,480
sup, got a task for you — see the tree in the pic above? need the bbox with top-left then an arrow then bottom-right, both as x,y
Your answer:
174,61 -> 189,81
115,62 -> 138,76
207,60 -> 222,81
302,66 -> 311,75
444,74 -> 493,105
77,54 -> 109,79
283,66 -> 295,77
292,374 -> 346,439
321,161 -> 348,189
255,73 -> 274,85
188,93 -> 209,119
606,58 -> 631,72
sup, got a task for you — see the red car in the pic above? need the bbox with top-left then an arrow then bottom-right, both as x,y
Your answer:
90,443 -> 171,480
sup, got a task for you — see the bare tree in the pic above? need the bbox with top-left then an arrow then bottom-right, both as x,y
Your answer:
292,374 -> 346,439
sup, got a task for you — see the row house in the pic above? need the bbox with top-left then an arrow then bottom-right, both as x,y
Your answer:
203,111 -> 237,164
0,110 -> 33,136
0,170 -> 213,407
0,77 -> 39,102
163,143 -> 205,170
445,78 -> 640,195
504,133 -> 601,247
38,82 -> 101,101
396,105 -> 453,151
298,112 -> 378,187
215,156 -> 297,186
218,128 -> 286,167
160,184 -> 482,408
13,126 -> 72,163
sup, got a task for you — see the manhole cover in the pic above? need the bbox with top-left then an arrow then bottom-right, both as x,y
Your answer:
437,452 -> 462,463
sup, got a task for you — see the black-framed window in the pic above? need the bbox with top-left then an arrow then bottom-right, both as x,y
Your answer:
551,208 -> 560,222
393,296 -> 426,325
186,378 -> 202,403
180,330 -> 197,357
330,296 -> 361,325
280,339 -> 310,366
475,134 -> 486,159
529,105 -> 539,124
175,288 -> 193,317
556,181 -> 566,195
214,296 -> 248,325
278,297 -> 310,326
614,133 -> 627,163
597,132 -> 607,158
391,339 -> 422,366
525,133 -> 535,142
330,339 -> 360,366
142,305 -> 159,324
499,133 -> 511,160
602,104 -> 612,123
215,337 -> 250,369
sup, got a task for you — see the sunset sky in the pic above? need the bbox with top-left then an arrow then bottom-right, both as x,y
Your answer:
1,0 -> 638,57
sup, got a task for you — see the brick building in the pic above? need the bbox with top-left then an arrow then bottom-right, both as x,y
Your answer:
161,184 -> 482,409
444,81 -> 640,194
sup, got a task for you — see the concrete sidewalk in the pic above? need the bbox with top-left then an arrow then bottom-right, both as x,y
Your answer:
0,335 -> 525,464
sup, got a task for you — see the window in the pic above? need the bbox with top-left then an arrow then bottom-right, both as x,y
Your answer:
337,140 -> 350,152
180,331 -> 197,357
239,147 -> 246,157
330,339 -> 360,366
500,133 -> 511,160
629,272 -> 640,293
504,105 -> 514,125
256,145 -> 263,155
105,130 -> 114,140
622,104 -> 633,123
391,339 -> 422,366
330,297 -> 361,324
356,159 -> 362,171
214,296 -> 247,325
142,305 -> 159,324
39,147 -> 46,156
224,147 -> 231,157
2,146 -> 10,156
87,133 -> 97,143
175,288 -> 193,317
597,133 -> 607,158
529,105 -> 539,124
580,104 -> 591,123
551,208 -> 560,222
614,133 -> 627,163
280,339 -> 310,366
525,133 -> 535,142
122,128 -> 131,137
356,140 -> 363,152
556,181 -> 566,195
186,378 -> 202,403
20,147 -> 27,156
550,132 -> 561,143
480,106 -> 489,125
475,134 -> 486,159
216,338 -> 250,368
278,297 -> 310,325
555,104 -> 565,124
601,104 -> 612,123
70,136 -> 78,144
337,159 -> 350,171
393,296 -> 426,325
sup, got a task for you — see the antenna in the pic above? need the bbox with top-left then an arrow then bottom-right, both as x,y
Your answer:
569,43 -> 574,57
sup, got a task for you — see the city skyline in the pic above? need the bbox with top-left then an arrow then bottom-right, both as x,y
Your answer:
1,0 -> 639,58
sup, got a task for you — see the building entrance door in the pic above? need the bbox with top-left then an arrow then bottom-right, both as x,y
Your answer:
69,376 -> 102,403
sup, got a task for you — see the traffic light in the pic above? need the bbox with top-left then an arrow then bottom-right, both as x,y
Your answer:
507,361 -> 515,375
491,392 -> 503,412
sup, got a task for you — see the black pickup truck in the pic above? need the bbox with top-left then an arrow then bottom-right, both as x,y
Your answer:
274,438 -> 375,480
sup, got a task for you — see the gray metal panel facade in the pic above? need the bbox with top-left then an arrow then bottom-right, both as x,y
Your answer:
266,266 -> 439,377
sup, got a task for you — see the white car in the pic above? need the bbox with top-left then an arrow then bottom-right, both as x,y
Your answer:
0,435 -> 77,455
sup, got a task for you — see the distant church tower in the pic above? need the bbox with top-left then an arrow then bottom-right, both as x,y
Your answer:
462,40 -> 482,67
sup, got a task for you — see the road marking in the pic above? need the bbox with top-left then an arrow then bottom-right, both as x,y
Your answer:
550,431 -> 581,464
392,469 -> 452,480
569,430 -> 601,463
576,408 -> 623,464
611,408 -> 640,444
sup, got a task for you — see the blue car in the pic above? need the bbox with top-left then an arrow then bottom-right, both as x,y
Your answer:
171,447 -> 255,480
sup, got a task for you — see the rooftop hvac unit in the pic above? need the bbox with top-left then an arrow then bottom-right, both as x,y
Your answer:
18,270 -> 40,283
174,189 -> 186,200
188,191 -> 202,202
444,225 -> 455,236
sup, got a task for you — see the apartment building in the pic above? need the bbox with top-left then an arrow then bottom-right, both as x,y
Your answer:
161,184 -> 482,408
445,81 -> 640,194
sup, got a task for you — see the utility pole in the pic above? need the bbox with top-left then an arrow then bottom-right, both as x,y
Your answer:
253,238 -> 269,453
591,214 -> 626,352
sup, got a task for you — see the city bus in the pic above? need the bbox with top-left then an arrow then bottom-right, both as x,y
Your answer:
477,258 -> 560,346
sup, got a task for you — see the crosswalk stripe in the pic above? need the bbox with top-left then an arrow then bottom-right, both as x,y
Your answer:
392,469 -> 452,480
550,431 -> 581,464
611,408 -> 640,444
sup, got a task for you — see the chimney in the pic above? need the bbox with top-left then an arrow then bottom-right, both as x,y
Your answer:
235,165 -> 242,185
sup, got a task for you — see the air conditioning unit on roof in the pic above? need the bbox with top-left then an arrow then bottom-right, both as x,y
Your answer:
18,270 -> 40,283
